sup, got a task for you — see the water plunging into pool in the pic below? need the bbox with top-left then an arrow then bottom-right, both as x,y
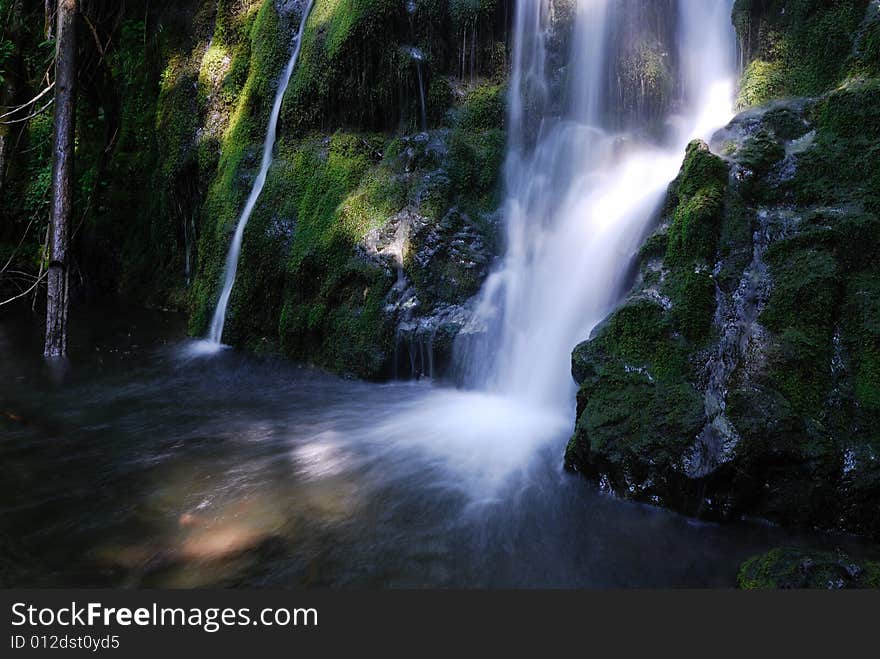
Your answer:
4,1 -> 837,589
203,0 -> 315,350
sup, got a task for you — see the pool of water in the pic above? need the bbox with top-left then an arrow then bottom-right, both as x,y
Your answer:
1,304 -> 874,588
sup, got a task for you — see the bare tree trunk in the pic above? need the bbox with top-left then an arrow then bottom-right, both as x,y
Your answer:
44,0 -> 76,359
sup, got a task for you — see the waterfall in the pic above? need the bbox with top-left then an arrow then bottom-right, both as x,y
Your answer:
455,0 -> 736,412
407,46 -> 429,132
205,0 -> 314,346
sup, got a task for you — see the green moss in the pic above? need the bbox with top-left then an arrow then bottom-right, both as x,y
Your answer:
761,244 -> 840,413
638,231 -> 668,262
665,141 -> 729,266
672,270 -> 717,344
738,59 -> 788,109
446,128 -> 505,208
427,76 -> 455,125
841,275 -> 880,414
816,78 -> 880,139
455,83 -> 506,132
738,547 -> 880,589
733,0 -> 869,108
763,106 -> 810,141
282,0 -> 405,133
785,82 -> 880,209
575,299 -> 686,384
737,129 -> 786,175
213,130 -> 401,376
568,366 -> 704,473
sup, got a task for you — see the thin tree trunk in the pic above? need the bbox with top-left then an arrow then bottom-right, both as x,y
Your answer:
44,0 -> 76,359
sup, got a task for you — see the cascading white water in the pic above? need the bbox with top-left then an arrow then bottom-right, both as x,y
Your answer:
205,0 -> 314,347
456,0 -> 737,414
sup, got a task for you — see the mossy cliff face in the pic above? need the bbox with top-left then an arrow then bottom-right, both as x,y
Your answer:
0,1 -> 509,376
733,0 -> 875,108
187,0 -> 510,377
566,1 -> 880,539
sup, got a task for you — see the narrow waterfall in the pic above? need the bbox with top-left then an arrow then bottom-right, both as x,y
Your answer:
406,46 -> 429,132
455,0 -> 736,412
206,0 -> 315,346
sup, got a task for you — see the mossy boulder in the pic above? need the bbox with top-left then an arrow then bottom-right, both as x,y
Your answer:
738,548 -> 880,589
665,141 -> 729,266
567,70 -> 880,537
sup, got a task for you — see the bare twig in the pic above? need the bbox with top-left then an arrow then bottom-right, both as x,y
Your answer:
0,213 -> 40,274
82,12 -> 114,68
0,98 -> 54,125
104,125 -> 119,153
0,83 -> 55,120
0,271 -> 47,308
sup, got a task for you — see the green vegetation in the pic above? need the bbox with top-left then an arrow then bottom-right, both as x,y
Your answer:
733,0 -> 870,108
665,141 -> 729,266
186,1 -> 507,376
1,0 -> 507,377
738,548 -> 880,589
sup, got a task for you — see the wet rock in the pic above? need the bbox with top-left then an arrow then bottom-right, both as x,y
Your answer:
355,128 -> 498,381
566,88 -> 880,537
738,548 -> 880,589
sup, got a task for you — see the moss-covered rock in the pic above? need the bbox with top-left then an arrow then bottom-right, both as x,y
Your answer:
665,141 -> 729,267
566,297 -> 706,509
567,25 -> 880,536
738,548 -> 880,589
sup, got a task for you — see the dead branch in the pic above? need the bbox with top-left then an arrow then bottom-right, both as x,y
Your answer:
0,83 -> 55,120
0,271 -> 47,308
0,99 -> 54,125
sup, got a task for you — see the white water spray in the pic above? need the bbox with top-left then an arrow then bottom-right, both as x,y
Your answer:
369,0 -> 737,491
205,0 -> 314,347
457,0 -> 736,413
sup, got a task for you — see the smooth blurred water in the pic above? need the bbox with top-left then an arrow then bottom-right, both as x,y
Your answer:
1,306 -> 874,588
206,0 -> 314,346
455,0 -> 737,414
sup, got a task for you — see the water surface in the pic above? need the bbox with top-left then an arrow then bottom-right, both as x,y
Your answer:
1,305 -> 874,588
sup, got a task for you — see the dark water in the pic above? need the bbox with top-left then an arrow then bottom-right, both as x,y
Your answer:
0,305 -> 875,588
